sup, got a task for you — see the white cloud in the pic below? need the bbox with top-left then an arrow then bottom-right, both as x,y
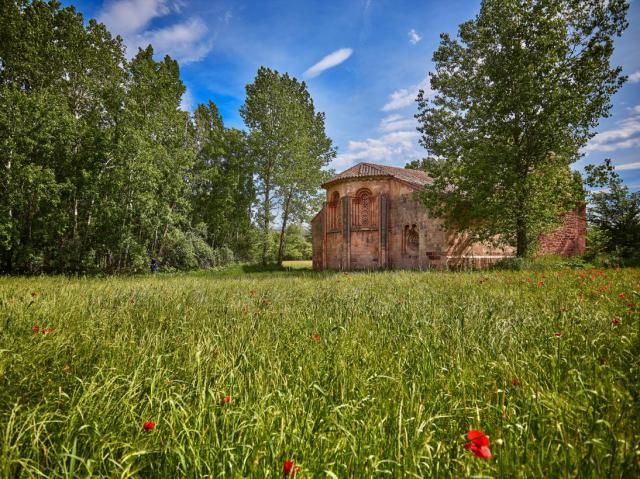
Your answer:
303,48 -> 353,79
333,129 -> 422,169
98,0 -> 213,64
615,161 -> 640,171
408,29 -> 422,45
138,18 -> 213,64
628,71 -> 640,82
585,116 -> 640,153
382,79 -> 431,111
379,114 -> 417,132
98,0 -> 171,36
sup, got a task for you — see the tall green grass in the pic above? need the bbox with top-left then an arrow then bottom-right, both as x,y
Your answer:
1,268 -> 639,477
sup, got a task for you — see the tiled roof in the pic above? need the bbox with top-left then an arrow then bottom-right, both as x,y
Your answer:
323,162 -> 432,189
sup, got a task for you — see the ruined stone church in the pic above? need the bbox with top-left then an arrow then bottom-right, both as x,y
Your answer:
311,162 -> 586,271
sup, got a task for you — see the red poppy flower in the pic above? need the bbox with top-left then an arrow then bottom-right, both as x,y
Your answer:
222,395 -> 231,405
143,421 -> 156,431
464,430 -> 492,459
32,325 -> 40,333
311,334 -> 321,342
283,459 -> 300,477
627,303 -> 635,308
30,291 -> 37,297
618,292 -> 626,299
611,319 -> 621,326
511,378 -> 520,386
553,332 -> 562,337
537,281 -> 544,288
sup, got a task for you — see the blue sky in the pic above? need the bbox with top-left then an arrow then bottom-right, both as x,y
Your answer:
66,0 -> 640,189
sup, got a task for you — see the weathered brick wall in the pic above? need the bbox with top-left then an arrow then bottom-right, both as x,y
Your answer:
388,192 -> 514,269
538,206 -> 586,256
349,230 -> 379,269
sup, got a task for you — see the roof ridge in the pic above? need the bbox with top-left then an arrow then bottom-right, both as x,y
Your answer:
322,161 -> 432,188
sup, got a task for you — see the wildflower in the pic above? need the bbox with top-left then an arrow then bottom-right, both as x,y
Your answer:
30,291 -> 37,297
464,429 -> 492,459
222,395 -> 232,405
42,327 -> 54,335
618,292 -> 626,299
627,303 -> 635,308
311,334 -> 321,342
537,281 -> 544,288
511,378 -> 520,386
283,459 -> 300,477
32,325 -> 40,333
143,421 -> 156,431
611,319 -> 621,326
553,332 -> 562,337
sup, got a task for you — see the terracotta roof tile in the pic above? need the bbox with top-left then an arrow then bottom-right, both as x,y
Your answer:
323,162 -> 432,189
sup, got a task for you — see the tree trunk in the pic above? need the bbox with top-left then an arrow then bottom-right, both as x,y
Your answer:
515,187 -> 529,257
516,216 -> 528,257
261,179 -> 271,266
277,190 -> 292,266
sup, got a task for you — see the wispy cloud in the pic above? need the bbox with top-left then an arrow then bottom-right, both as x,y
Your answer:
615,161 -> 640,171
628,71 -> 640,83
303,48 -> 353,79
408,29 -> 422,45
585,111 -> 640,153
379,114 -> 417,132
98,0 -> 214,64
382,79 -> 432,112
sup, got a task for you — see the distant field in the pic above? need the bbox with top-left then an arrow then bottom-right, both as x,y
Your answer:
1,268 -> 639,477
282,260 -> 313,270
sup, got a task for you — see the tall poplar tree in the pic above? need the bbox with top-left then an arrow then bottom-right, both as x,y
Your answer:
240,67 -> 334,265
415,0 -> 628,256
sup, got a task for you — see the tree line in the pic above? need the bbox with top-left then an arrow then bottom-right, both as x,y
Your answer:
0,0 -> 333,274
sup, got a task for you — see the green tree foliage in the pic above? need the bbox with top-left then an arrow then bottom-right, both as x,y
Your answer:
415,0 -> 628,256
584,159 -> 640,262
191,103 -> 255,260
283,224 -> 312,261
240,67 -> 334,266
0,0 -> 126,272
0,1 -> 260,273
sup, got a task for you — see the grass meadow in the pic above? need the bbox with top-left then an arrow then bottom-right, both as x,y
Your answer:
0,265 -> 639,477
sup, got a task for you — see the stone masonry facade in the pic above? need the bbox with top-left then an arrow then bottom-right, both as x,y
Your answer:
311,162 -> 586,271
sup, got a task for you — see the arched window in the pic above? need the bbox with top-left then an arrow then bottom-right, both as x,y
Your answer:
356,189 -> 372,227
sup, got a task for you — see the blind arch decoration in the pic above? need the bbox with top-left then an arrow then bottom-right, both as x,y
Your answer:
352,189 -> 376,228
